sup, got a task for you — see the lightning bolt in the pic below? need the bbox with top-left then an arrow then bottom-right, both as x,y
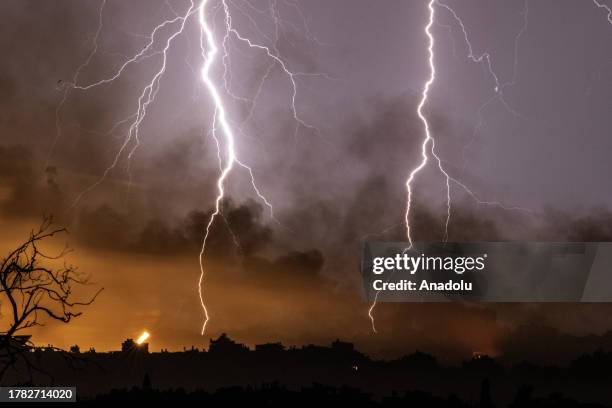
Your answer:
53,0 -> 324,335
368,0 -> 439,335
369,0 -> 610,334
405,1 -> 533,248
196,0 -> 262,335
368,0 -> 533,334
197,1 -> 229,334
196,0 -> 329,334
405,0 -> 445,247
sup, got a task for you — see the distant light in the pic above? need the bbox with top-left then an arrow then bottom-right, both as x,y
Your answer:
136,331 -> 150,345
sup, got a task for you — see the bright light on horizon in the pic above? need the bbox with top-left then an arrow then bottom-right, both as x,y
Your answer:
136,331 -> 150,345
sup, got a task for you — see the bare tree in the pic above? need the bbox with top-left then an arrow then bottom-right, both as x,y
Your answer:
0,217 -> 102,381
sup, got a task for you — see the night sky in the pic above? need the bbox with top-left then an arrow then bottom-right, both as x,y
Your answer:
1,0 -> 612,361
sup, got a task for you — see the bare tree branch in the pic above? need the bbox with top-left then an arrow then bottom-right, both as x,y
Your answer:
0,216 -> 102,383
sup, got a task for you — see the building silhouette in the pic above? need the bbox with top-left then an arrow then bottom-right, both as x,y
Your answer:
208,333 -> 248,354
255,342 -> 285,353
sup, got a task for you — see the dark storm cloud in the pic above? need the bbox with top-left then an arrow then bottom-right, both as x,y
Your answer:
72,197 -> 330,287
0,1 -> 97,151
243,249 -> 325,287
0,145 -> 65,217
536,207 -> 612,242
73,198 -> 271,255
2,84 -> 608,270
285,94 -> 503,247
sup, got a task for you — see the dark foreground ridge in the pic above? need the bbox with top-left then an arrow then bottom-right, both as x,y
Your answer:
3,333 -> 612,406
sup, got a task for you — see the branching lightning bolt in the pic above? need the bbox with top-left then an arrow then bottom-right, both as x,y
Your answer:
405,1 -> 533,248
405,0 -> 447,248
220,0 -> 325,143
368,0 -> 532,334
367,0 -> 440,334
369,0 -> 611,335
67,3 -> 198,207
196,0 -> 327,334
54,0 -> 325,335
437,0 -> 530,170
197,0 -> 276,334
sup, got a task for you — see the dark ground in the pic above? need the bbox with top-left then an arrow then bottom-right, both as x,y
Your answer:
4,332 -> 612,406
